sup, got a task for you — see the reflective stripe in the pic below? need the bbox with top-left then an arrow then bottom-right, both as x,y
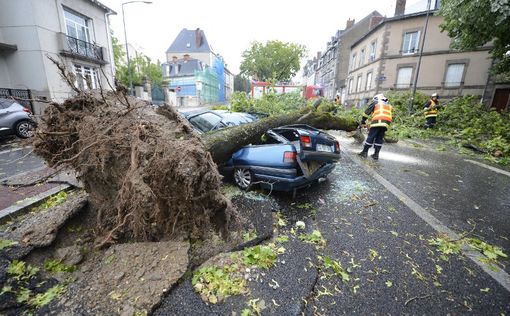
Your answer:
374,143 -> 383,147
371,103 -> 393,122
424,100 -> 439,117
365,141 -> 373,146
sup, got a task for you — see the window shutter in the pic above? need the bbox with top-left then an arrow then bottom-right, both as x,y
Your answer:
445,64 -> 465,87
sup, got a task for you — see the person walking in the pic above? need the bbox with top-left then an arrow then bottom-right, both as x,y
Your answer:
423,93 -> 440,129
358,94 -> 393,160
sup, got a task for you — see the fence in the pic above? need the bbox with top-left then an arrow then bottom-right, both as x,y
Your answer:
0,88 -> 34,112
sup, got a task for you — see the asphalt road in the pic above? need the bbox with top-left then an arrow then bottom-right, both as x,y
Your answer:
0,137 -> 45,180
155,135 -> 510,315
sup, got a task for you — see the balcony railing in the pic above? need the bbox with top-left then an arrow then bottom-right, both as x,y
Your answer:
60,33 -> 106,64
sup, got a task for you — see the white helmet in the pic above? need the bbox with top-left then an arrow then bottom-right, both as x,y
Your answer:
431,93 -> 438,98
373,94 -> 388,103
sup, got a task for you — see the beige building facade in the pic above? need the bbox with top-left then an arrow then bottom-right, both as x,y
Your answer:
345,11 -> 492,106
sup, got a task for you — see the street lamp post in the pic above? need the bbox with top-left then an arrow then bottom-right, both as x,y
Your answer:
408,0 -> 432,113
121,1 -> 152,96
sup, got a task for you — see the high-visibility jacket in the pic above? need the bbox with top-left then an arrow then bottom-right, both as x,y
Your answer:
362,101 -> 393,128
424,99 -> 439,118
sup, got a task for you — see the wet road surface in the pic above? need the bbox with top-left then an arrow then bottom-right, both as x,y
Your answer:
154,135 -> 510,315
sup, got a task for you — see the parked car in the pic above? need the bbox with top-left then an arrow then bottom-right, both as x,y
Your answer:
179,109 -> 257,133
0,98 -> 36,138
222,124 -> 340,192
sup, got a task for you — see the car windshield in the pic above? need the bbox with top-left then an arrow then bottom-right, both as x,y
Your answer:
220,113 -> 254,125
188,112 -> 223,133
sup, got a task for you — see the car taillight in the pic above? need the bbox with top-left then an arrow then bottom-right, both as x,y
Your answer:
283,151 -> 297,163
335,141 -> 340,152
23,108 -> 32,114
300,135 -> 312,148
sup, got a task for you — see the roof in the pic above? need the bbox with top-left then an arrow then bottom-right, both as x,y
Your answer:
166,59 -> 203,77
166,28 -> 212,54
351,9 -> 439,48
86,0 -> 116,14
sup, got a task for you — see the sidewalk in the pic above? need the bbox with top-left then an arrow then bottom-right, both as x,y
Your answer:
0,167 -> 63,213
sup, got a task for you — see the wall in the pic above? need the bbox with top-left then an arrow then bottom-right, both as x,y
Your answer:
346,14 -> 492,105
166,52 -> 211,67
0,0 -> 114,114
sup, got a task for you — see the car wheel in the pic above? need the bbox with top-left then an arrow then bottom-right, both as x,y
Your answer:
234,168 -> 253,190
15,120 -> 35,138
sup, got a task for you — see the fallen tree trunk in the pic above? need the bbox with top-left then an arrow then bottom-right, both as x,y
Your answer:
204,109 -> 357,164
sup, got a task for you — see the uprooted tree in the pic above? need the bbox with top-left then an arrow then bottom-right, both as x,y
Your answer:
32,59 -> 356,247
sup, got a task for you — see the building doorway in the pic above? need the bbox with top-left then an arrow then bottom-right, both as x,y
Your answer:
491,88 -> 510,112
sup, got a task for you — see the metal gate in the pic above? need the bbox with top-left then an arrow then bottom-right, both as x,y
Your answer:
151,85 -> 165,105
0,88 -> 34,112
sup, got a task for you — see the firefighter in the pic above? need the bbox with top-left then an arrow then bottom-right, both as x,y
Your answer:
358,94 -> 393,160
423,93 -> 440,128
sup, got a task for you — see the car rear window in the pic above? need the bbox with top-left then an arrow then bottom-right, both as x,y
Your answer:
188,112 -> 223,133
0,99 -> 15,109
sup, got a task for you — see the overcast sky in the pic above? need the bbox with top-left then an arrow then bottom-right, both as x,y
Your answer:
101,0 -> 423,75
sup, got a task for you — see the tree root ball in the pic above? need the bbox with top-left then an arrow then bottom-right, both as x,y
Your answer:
32,91 -> 239,246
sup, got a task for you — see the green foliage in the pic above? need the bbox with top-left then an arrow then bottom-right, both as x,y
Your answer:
429,234 -> 507,265
242,230 -> 258,242
240,40 -> 307,82
242,245 -> 277,269
299,230 -> 326,246
439,0 -> 510,74
210,104 -> 229,110
44,259 -> 76,273
38,191 -> 67,210
385,92 -> 510,162
111,34 -> 125,71
231,90 -> 307,115
116,55 -> 163,87
192,265 -> 246,304
0,239 -> 18,250
321,256 -> 350,282
30,284 -> 66,308
7,260 -> 39,282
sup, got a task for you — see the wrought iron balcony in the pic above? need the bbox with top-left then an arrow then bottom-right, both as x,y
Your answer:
59,33 -> 106,64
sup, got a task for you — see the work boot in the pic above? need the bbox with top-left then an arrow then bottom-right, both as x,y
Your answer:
372,146 -> 381,160
358,144 -> 370,158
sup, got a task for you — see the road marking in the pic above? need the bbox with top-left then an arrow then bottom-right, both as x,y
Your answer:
465,159 -> 510,177
344,150 -> 510,293
0,146 -> 32,155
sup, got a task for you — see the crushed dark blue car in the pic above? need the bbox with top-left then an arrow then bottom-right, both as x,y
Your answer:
223,124 -> 340,192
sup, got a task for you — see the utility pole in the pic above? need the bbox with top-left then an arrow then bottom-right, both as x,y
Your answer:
409,0 -> 432,113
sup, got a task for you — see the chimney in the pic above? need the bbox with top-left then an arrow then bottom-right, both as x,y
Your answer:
395,0 -> 406,16
316,51 -> 321,60
369,16 -> 384,30
172,56 -> 178,62
195,28 -> 202,48
183,54 -> 190,61
346,18 -> 355,29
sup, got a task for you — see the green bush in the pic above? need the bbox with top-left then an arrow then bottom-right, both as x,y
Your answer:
230,91 -> 306,115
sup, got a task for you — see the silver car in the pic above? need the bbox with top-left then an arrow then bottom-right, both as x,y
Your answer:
0,98 -> 36,138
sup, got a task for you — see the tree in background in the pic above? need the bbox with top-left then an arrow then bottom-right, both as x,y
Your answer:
239,40 -> 306,82
439,0 -> 510,74
111,34 -> 163,86
234,74 -> 251,93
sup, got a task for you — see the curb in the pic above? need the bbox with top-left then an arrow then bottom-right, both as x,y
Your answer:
0,184 -> 70,222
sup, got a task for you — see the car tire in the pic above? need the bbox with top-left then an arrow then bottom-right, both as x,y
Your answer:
15,120 -> 35,138
233,167 -> 254,190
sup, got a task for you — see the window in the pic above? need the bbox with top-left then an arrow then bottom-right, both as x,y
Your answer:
359,49 -> 365,67
402,31 -> 420,54
396,67 -> 413,88
74,64 -> 100,90
348,78 -> 354,93
351,53 -> 357,70
366,72 -> 373,90
369,41 -> 377,61
64,9 -> 90,42
444,63 -> 465,87
356,75 -> 363,92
